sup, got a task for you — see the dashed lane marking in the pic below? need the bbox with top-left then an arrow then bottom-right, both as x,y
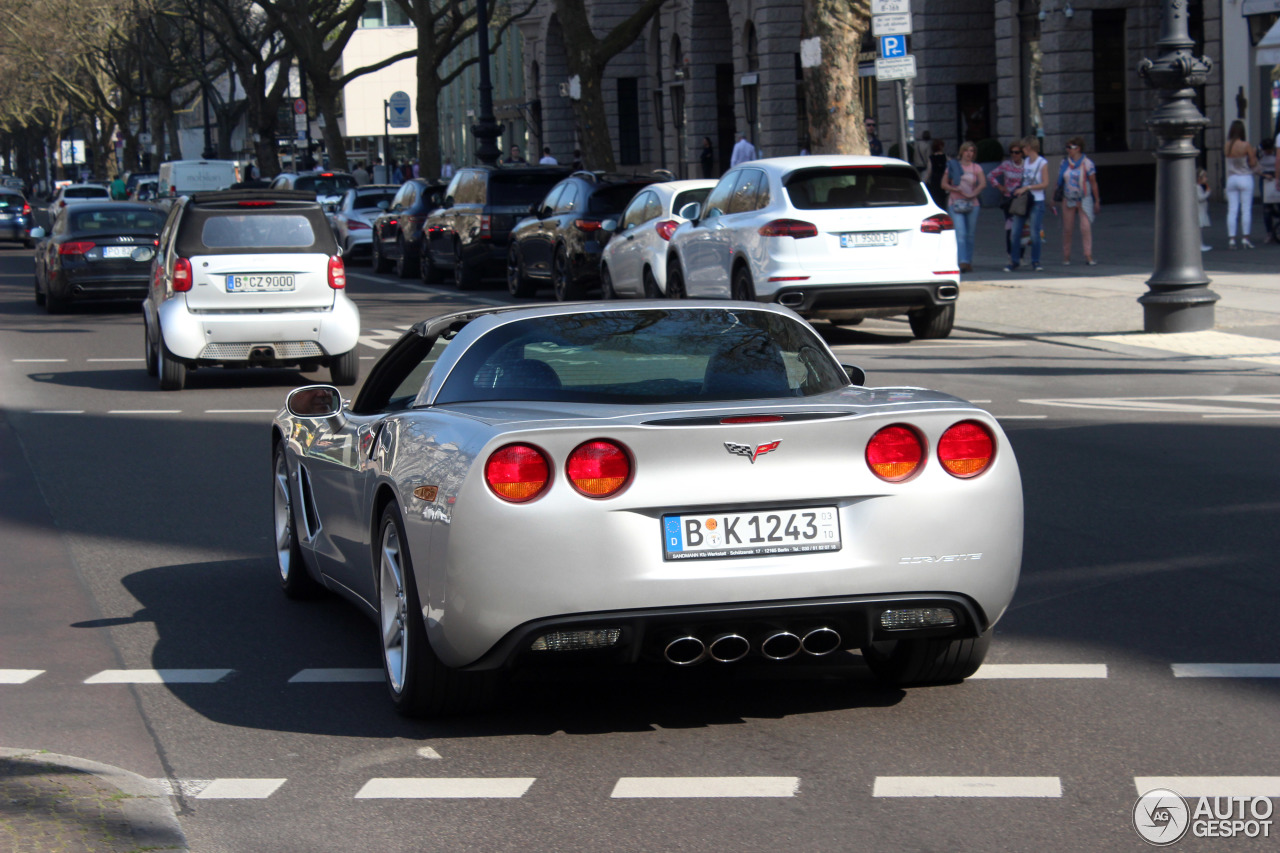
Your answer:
31,410 -> 84,415
288,668 -> 383,683
106,410 -> 182,415
0,670 -> 44,683
149,778 -> 286,799
84,669 -> 234,684
1172,664 -> 1280,678
611,777 -> 800,798
1023,394 -> 1280,417
11,358 -> 67,363
873,777 -> 1063,798
204,409 -> 276,414
1092,330 -> 1280,367
86,358 -> 144,363
969,664 -> 1108,679
1134,777 -> 1280,797
355,778 -> 536,799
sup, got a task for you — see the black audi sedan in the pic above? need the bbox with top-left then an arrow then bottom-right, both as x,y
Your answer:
33,202 -> 165,313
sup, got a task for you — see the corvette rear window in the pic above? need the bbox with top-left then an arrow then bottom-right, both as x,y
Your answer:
785,166 -> 926,209
435,309 -> 847,405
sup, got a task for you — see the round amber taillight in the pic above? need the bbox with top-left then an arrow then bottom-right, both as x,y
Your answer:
938,421 -> 995,478
485,444 -> 550,502
866,425 -> 925,482
566,440 -> 631,497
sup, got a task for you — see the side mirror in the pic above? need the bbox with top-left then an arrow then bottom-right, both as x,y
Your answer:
840,364 -> 866,386
678,201 -> 701,222
601,219 -> 618,233
29,226 -> 46,240
287,384 -> 343,418
528,202 -> 542,217
442,196 -> 454,209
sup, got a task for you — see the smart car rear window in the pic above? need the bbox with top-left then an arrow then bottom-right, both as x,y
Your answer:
181,211 -> 336,255
436,308 -> 847,405
785,166 -> 926,209
488,174 -> 566,206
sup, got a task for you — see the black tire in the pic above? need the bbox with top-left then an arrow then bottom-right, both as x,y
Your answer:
506,243 -> 535,297
642,267 -> 661,298
376,504 -> 503,717
600,264 -> 617,299
394,239 -> 419,278
731,265 -> 756,302
420,243 -> 441,284
158,341 -> 186,391
551,246 -> 582,301
861,630 -> 991,686
666,260 -> 687,299
143,323 -> 159,377
33,273 -> 45,307
329,349 -> 358,386
45,281 -> 68,314
371,234 -> 392,273
453,242 -> 480,291
274,444 -> 321,600
908,303 -> 955,339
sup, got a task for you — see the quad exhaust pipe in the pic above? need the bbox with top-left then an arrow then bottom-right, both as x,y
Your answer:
663,627 -> 843,665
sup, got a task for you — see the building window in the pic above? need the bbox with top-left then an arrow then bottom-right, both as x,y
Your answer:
618,78 -> 641,165
1093,9 -> 1127,152
360,0 -> 410,28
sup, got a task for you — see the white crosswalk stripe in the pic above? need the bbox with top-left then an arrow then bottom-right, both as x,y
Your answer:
970,664 -> 1108,679
1134,777 -> 1280,797
1172,664 -> 1280,678
0,669 -> 44,683
355,778 -> 536,798
873,777 -> 1063,797
288,668 -> 383,683
149,778 -> 286,799
611,777 -> 799,798
84,669 -> 234,684
357,326 -> 413,350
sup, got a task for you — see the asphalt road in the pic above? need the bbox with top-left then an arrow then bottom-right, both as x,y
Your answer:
1,245 -> 1278,852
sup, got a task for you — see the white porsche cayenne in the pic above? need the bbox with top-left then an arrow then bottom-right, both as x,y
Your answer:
664,155 -> 961,338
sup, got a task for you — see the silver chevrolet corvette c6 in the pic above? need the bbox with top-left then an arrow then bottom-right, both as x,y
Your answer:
271,301 -> 1023,717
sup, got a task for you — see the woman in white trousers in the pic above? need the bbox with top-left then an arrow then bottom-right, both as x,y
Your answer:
1224,120 -> 1258,249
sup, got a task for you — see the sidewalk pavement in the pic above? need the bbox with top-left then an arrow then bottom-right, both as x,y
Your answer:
953,200 -> 1280,360
0,750 -> 187,851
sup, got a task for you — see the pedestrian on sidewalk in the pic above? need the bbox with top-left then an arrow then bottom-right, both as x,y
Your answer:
988,141 -> 1025,261
1197,169 -> 1213,252
1259,139 -> 1277,243
941,141 -> 986,272
1223,120 -> 1258,249
1005,136 -> 1048,272
1056,136 -> 1100,265
925,138 -> 947,208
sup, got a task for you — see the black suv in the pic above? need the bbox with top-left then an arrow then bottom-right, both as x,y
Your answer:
506,172 -> 662,300
421,165 -> 571,290
370,179 -> 446,278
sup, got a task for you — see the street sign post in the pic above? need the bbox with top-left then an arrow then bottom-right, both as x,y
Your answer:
879,34 -> 907,59
387,91 -> 412,129
872,13 -> 912,36
871,0 -> 909,14
874,55 -> 917,80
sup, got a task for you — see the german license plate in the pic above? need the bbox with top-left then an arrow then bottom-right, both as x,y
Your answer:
840,231 -> 897,248
662,507 -> 841,561
227,274 -> 295,292
102,246 -> 134,258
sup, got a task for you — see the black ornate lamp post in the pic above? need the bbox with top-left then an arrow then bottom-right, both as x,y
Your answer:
1137,0 -> 1218,332
472,0 -> 504,167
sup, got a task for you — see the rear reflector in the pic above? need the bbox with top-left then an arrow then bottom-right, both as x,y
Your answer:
485,444 -> 550,502
58,241 -> 96,256
866,424 -> 924,482
566,440 -> 631,497
758,219 -> 818,238
921,214 -> 954,233
172,257 -> 193,292
880,608 -> 957,629
937,421 -> 995,478
531,628 -> 622,651
720,415 -> 784,424
328,255 -> 346,289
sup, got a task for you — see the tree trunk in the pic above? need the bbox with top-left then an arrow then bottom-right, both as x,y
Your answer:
414,73 -> 444,180
312,84 -> 348,171
565,60 -> 614,172
801,0 -> 871,155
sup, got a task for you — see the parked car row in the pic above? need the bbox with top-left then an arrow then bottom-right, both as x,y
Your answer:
351,156 -> 961,339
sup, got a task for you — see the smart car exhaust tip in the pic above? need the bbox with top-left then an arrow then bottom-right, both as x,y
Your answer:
708,633 -> 750,663
801,627 -> 843,656
760,631 -> 802,661
664,636 -> 707,666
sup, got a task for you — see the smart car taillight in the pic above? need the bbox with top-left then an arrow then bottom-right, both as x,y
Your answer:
938,421 -> 995,478
328,255 -> 346,289
58,241 -> 95,256
485,444 -> 550,502
866,425 -> 925,482
758,219 -> 818,238
172,257 -> 193,292
566,440 -> 631,498
655,220 -> 679,241
921,214 -> 955,233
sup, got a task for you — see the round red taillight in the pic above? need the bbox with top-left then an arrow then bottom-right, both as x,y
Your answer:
485,444 -> 550,502
938,421 -> 995,478
566,440 -> 631,497
866,425 -> 925,482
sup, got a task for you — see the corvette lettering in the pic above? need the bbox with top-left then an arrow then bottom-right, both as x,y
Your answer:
898,554 -> 983,564
724,440 -> 782,463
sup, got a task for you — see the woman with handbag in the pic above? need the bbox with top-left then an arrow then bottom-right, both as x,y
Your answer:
1005,136 -> 1049,272
989,142 -> 1025,262
1224,120 -> 1258,249
1055,136 -> 1101,265
941,141 -> 987,272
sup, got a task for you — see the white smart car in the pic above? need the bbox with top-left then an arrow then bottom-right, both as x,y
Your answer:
665,156 -> 960,338
598,179 -> 717,297
143,190 -> 360,391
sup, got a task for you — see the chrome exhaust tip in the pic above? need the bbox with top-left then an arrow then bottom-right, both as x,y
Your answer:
801,627 -> 843,656
708,633 -> 750,663
664,636 -> 707,666
760,631 -> 801,661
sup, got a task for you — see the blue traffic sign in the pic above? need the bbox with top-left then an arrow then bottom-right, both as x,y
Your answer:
879,34 -> 907,59
388,91 -> 411,129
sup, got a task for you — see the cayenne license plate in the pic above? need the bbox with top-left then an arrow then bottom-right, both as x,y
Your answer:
840,231 -> 898,248
662,507 -> 841,561
227,274 -> 295,292
102,246 -> 134,258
